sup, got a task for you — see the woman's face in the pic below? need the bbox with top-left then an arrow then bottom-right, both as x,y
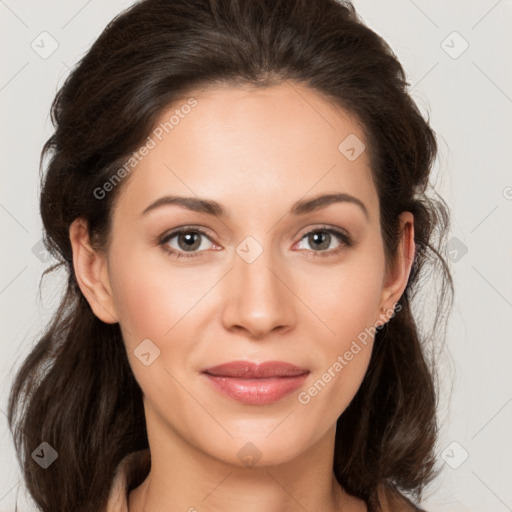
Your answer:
72,81 -> 413,468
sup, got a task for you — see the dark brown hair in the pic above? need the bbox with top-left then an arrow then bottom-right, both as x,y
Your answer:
8,0 -> 453,510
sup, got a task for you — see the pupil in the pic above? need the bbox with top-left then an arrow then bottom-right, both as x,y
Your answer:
310,232 -> 330,250
179,233 -> 200,251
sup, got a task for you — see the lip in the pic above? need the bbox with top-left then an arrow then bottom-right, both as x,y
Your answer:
202,361 -> 310,405
202,360 -> 309,378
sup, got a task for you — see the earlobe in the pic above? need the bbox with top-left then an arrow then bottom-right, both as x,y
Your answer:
68,218 -> 118,324
377,211 -> 415,324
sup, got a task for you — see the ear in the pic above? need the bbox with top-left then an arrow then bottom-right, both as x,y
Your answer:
376,211 -> 415,326
69,218 -> 118,324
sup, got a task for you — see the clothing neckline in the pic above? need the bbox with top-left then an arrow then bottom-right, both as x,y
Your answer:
106,449 -> 151,512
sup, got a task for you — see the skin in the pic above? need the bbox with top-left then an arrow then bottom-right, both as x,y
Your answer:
69,81 -> 414,512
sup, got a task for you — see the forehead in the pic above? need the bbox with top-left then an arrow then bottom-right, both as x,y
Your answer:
114,82 -> 378,223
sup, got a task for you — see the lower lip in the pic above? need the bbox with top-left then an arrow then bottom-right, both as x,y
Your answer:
203,373 -> 309,405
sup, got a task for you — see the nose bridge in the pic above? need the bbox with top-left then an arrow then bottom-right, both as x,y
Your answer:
221,235 -> 296,338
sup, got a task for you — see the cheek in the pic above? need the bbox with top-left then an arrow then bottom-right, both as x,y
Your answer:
302,247 -> 385,341
108,246 -> 212,345
107,251 -> 209,400
294,246 -> 384,409
296,279 -> 379,424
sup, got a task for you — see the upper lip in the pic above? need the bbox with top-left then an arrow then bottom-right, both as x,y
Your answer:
202,361 -> 309,378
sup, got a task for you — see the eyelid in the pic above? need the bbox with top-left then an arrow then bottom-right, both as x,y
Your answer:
294,223 -> 351,242
158,225 -> 216,243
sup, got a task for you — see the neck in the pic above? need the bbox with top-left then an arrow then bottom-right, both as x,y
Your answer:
127,421 -> 366,512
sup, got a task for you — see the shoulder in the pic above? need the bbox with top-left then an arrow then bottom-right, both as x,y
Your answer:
377,483 -> 426,512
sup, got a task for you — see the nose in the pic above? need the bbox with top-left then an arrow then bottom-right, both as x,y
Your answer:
221,243 -> 297,340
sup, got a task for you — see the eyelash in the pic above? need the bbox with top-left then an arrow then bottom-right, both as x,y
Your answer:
158,225 -> 353,260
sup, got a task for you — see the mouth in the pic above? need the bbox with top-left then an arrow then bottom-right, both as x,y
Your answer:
201,360 -> 310,405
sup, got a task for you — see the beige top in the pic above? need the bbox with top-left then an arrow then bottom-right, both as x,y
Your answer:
105,449 -> 422,512
106,449 -> 151,512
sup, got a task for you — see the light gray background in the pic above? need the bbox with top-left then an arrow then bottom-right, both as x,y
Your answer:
1,1 -> 511,510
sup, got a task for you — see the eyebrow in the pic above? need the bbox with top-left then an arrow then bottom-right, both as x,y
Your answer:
141,192 -> 369,220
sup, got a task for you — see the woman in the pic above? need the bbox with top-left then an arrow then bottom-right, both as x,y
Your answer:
8,0 -> 453,511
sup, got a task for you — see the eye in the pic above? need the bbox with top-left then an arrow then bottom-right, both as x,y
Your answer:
158,225 -> 353,260
295,226 -> 353,257
159,227 -> 219,259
